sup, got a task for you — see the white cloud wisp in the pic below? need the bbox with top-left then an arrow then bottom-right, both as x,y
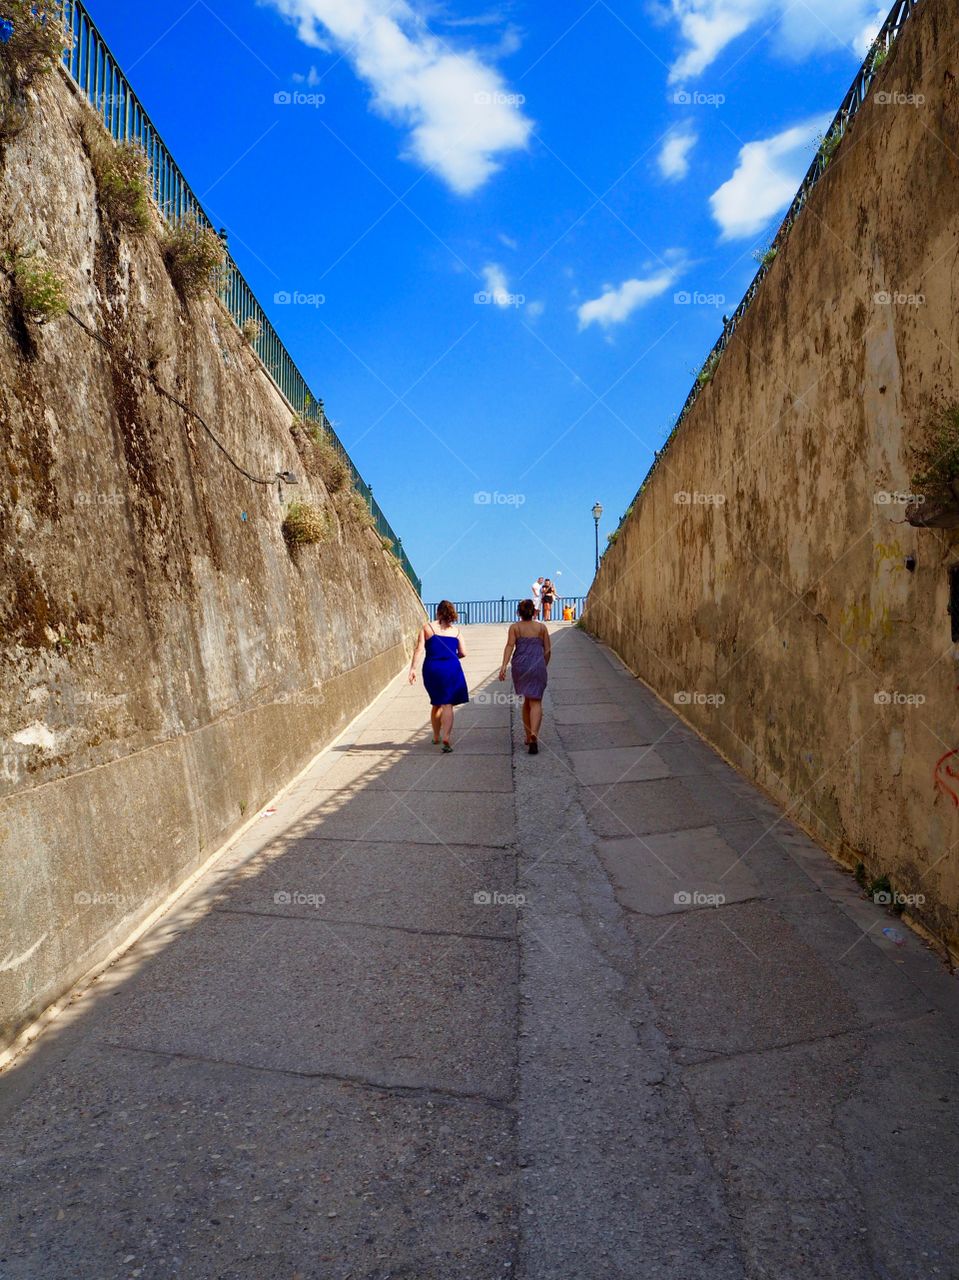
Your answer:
267,0 -> 532,194
666,0 -> 887,83
709,114 -> 831,240
578,262 -> 683,330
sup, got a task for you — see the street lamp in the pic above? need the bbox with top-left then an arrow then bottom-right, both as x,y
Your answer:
592,502 -> 603,572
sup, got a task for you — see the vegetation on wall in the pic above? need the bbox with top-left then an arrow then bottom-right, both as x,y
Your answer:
752,244 -> 777,267
816,123 -> 843,168
907,402 -> 959,526
0,1 -> 66,138
8,249 -> 67,323
162,213 -> 226,299
342,491 -> 376,530
290,413 -> 351,496
79,111 -> 152,235
696,349 -> 721,388
281,501 -> 331,548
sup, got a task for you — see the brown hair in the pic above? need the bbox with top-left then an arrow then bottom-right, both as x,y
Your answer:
517,599 -> 536,621
436,600 -> 458,626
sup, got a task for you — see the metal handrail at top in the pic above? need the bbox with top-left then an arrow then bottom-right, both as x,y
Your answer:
423,597 -> 587,625
55,0 -> 421,596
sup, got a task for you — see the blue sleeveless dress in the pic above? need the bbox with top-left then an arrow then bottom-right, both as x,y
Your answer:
423,633 -> 469,707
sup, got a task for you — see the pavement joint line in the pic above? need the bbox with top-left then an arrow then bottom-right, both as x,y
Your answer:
291,833 -> 515,849
243,837 -> 518,858
300,786 -> 514,798
210,905 -> 518,944
673,1006 -> 942,1072
100,1041 -> 518,1111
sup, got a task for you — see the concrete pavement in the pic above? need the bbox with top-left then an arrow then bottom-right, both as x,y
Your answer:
2,625 -> 958,1279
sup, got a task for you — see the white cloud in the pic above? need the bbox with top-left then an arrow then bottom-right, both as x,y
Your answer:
265,0 -> 532,194
709,114 -> 830,240
658,126 -> 697,181
527,299 -> 545,318
578,262 -> 682,330
292,65 -> 324,84
482,263 -> 515,307
666,0 -> 888,83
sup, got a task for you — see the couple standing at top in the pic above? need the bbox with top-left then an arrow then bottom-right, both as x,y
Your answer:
531,577 -> 559,621
408,600 -> 550,755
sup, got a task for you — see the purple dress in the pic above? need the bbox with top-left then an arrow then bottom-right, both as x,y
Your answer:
511,634 -> 548,699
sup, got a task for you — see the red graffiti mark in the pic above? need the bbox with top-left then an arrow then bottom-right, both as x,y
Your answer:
934,749 -> 959,807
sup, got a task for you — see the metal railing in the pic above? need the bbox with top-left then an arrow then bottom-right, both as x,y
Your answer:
55,0 -> 421,596
423,597 -> 586,625
626,0 -> 923,519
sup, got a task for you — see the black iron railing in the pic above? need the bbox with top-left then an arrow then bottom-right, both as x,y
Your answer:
53,0 -> 421,596
423,597 -> 586,625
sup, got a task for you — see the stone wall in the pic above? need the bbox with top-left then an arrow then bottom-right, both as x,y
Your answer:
585,0 -> 959,956
0,68 -> 424,1050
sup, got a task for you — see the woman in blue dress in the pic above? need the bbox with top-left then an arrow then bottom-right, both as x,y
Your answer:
409,600 -> 469,752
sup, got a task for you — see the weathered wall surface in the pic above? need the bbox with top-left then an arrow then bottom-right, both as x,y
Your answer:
585,0 -> 959,955
0,70 -> 424,1049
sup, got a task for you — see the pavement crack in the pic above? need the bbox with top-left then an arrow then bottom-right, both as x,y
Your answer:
102,1040 -> 517,1110
210,904 -> 517,944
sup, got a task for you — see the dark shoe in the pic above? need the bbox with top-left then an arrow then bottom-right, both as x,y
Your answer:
442,741 -> 453,753
528,739 -> 538,755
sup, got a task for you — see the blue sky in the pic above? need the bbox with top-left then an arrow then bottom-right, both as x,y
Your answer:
90,0 -> 887,602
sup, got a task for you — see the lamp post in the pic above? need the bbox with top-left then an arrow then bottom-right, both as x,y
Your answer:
592,502 -> 603,572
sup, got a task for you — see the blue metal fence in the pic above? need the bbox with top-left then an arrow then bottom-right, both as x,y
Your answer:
55,0 -> 421,596
423,597 -> 586,625
625,0 -> 924,519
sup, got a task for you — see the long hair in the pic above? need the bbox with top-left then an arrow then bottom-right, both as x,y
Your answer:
517,599 -> 536,620
436,600 -> 458,626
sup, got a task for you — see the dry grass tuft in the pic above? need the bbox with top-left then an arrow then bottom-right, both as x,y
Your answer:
162,213 -> 226,298
282,500 -> 331,548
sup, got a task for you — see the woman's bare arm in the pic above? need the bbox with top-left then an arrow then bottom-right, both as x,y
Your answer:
542,624 -> 552,665
409,624 -> 426,683
499,625 -> 516,679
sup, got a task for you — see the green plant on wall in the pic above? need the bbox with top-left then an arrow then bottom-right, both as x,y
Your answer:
290,412 -> 351,496
79,111 -> 151,235
696,349 -> 721,388
162,213 -> 226,299
0,1 -> 66,138
869,39 -> 889,74
9,249 -> 68,323
343,490 -> 376,530
816,123 -> 843,168
752,244 -> 778,267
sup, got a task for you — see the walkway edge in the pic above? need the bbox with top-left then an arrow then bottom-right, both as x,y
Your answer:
0,660 -> 413,1076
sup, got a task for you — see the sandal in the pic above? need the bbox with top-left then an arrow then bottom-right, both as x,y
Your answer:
442,741 -> 453,753
528,737 -> 539,755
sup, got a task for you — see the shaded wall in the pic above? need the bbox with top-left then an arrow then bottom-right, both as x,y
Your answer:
585,0 -> 959,955
0,70 -> 424,1049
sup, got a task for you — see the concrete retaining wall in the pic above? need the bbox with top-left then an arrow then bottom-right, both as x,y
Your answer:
0,69 -> 424,1050
585,0 -> 959,956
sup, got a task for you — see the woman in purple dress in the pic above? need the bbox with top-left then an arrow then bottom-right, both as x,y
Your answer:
498,599 -> 551,754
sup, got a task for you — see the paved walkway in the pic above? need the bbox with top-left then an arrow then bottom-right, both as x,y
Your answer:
2,625 -> 958,1279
